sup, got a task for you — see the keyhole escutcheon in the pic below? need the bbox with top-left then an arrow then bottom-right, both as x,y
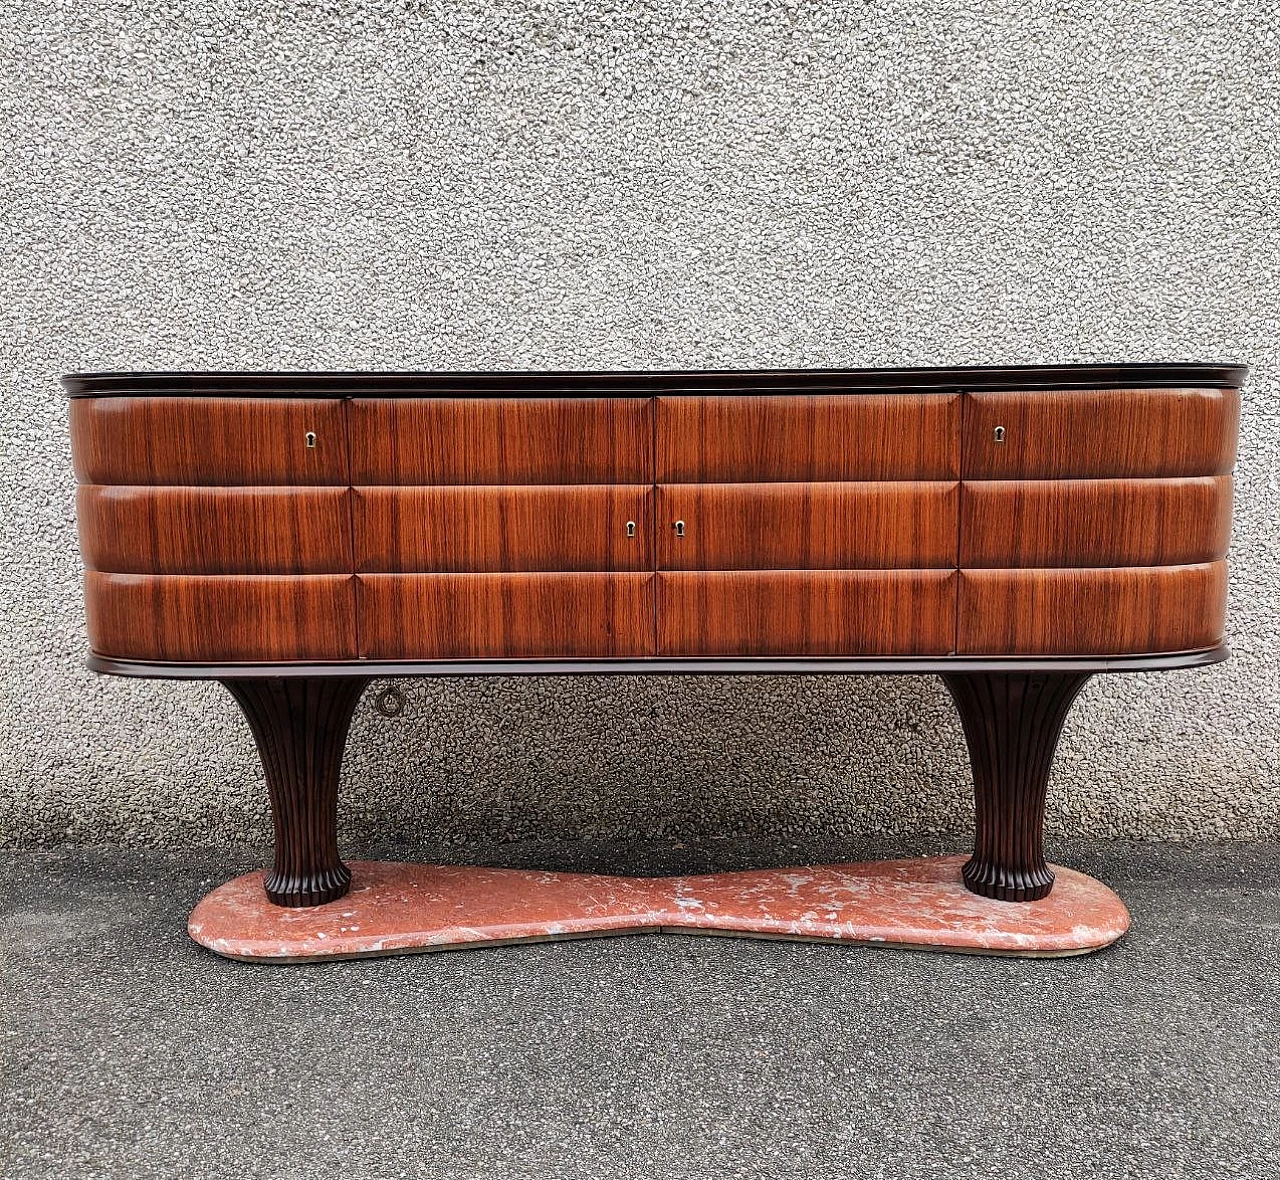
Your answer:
673,520 -> 686,537
305,431 -> 317,449
625,521 -> 636,538
993,425 -> 1006,443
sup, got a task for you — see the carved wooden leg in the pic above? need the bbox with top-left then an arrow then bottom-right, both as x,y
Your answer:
220,677 -> 370,907
942,672 -> 1092,902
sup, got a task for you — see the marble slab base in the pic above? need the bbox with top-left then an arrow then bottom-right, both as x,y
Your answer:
188,856 -> 1130,963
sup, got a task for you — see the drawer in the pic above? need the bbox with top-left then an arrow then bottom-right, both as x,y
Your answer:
657,482 -> 958,570
961,478 -> 1232,568
354,486 -> 652,572
958,564 -> 1227,655
350,398 -> 653,484
358,574 -> 656,658
963,388 -> 1239,479
85,573 -> 357,662
656,571 -> 957,656
69,397 -> 348,485
657,394 -> 960,482
78,486 -> 352,574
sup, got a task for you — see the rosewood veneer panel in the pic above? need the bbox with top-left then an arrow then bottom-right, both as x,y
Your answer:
84,573 -> 357,662
358,573 -> 656,658
657,571 -> 957,656
657,482 -> 958,570
78,486 -> 352,574
657,394 -> 960,482
959,563 -> 1227,655
961,477 -> 1233,568
354,486 -> 653,572
70,397 -> 348,485
963,388 -> 1240,479
350,398 -> 653,484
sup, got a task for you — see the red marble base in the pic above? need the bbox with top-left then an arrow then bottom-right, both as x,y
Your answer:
188,856 -> 1130,963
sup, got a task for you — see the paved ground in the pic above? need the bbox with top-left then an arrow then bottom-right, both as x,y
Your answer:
2,837 -> 1277,1180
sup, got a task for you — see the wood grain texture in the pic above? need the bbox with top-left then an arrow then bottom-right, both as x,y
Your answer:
657,571 -> 957,656
656,481 -> 958,570
943,673 -> 1092,901
85,573 -> 358,662
77,486 -> 353,574
350,398 -> 653,484
959,563 -> 1228,655
961,477 -> 1233,568
962,388 -> 1240,479
222,677 -> 369,907
358,573 -> 657,658
69,397 -> 349,485
354,486 -> 653,573
657,394 -> 960,482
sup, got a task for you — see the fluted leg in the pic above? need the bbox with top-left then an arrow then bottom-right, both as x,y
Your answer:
942,672 -> 1091,902
221,677 -> 370,907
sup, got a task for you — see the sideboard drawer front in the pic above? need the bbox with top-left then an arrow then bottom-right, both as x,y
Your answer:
958,564 -> 1227,655
657,394 -> 960,482
657,482 -> 958,570
78,486 -> 352,575
70,397 -> 349,485
354,486 -> 653,572
963,388 -> 1240,479
656,571 -> 957,656
85,573 -> 357,661
961,477 -> 1233,568
350,398 -> 653,484
358,574 -> 656,658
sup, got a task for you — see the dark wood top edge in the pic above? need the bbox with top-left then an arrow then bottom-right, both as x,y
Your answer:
62,363 -> 1249,397
86,648 -> 1229,680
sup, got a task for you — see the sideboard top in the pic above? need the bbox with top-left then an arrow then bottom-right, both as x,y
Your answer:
61,362 -> 1248,398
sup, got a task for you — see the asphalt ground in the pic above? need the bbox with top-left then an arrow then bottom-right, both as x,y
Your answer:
2,837 -> 1277,1180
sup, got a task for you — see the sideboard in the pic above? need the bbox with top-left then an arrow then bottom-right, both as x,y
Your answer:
65,363 -> 1244,960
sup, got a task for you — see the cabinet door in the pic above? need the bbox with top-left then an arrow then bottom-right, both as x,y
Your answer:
78,486 -> 352,575
959,564 -> 1226,655
657,394 -> 959,482
358,573 -> 656,659
657,571 -> 957,656
657,482 -> 957,570
350,398 -> 653,484
354,486 -> 652,572
70,397 -> 349,485
85,573 -> 358,662
961,477 -> 1232,568
962,388 -> 1239,479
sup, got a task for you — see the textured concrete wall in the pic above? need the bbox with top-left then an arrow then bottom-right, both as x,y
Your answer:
3,1 -> 1278,850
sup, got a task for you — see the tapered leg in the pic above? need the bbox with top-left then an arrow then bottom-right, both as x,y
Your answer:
942,672 -> 1092,902
221,677 -> 370,907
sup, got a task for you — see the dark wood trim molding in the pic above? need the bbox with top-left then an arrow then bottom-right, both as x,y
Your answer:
91,647 -> 1228,680
221,677 -> 370,907
62,362 -> 1248,398
943,672 -> 1092,901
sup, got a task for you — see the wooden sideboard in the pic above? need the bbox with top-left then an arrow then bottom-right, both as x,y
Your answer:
66,364 -> 1243,932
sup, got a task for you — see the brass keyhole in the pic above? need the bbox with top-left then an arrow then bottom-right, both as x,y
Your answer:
993,426 -> 1006,443
674,520 -> 686,537
626,521 -> 636,538
305,431 -> 317,449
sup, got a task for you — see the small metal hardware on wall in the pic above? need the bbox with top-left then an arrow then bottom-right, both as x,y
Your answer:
374,685 -> 406,718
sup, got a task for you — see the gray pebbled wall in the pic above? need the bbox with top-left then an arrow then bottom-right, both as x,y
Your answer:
2,0 -> 1278,851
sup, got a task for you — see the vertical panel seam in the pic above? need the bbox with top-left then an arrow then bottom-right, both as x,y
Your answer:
954,388 -> 965,655
343,397 -> 362,660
